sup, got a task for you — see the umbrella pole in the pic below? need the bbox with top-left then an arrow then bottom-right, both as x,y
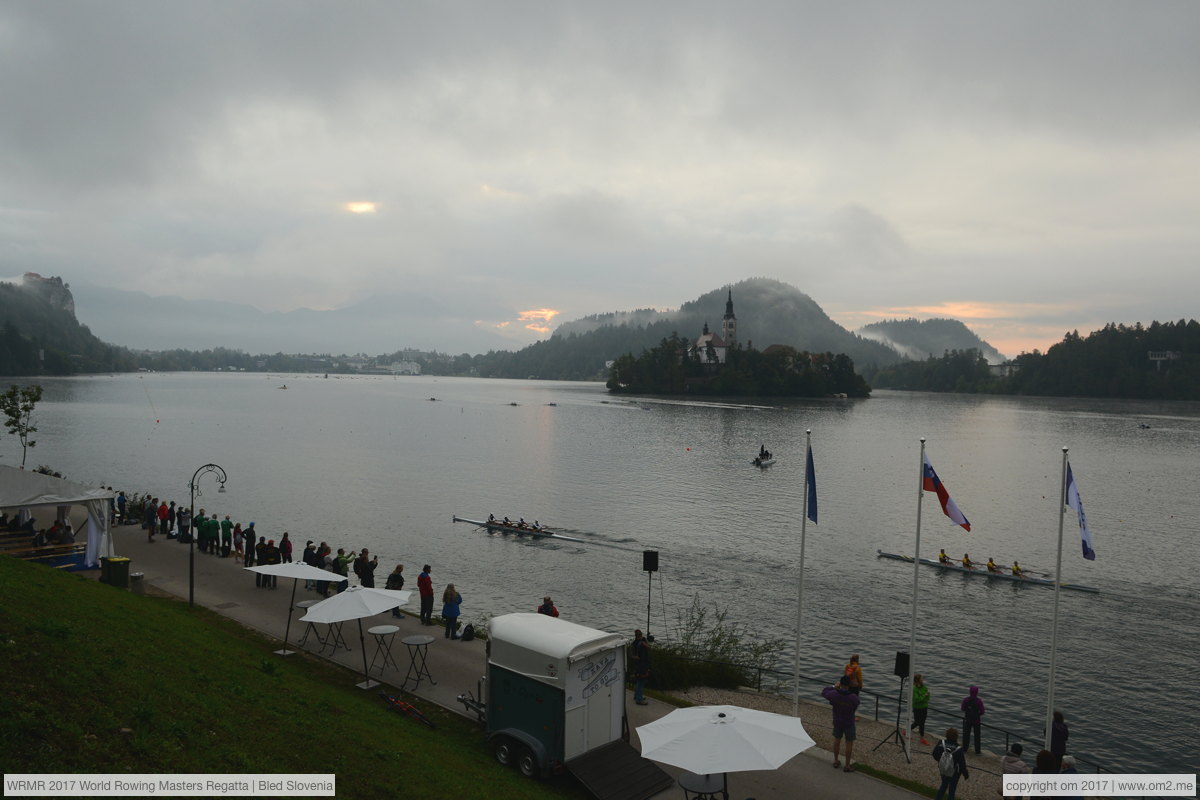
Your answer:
274,577 -> 298,656
355,618 -> 378,690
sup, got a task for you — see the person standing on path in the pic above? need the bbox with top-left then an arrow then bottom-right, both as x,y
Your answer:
334,548 -> 354,593
417,565 -> 434,625
254,538 -> 269,587
1049,710 -> 1069,771
233,523 -> 244,561
157,500 -> 169,538
220,515 -> 234,558
631,629 -> 651,705
441,584 -> 462,638
386,564 -> 405,618
145,498 -> 158,542
844,653 -> 864,694
167,501 -> 176,536
537,596 -> 559,617
355,548 -> 378,587
279,532 -> 293,564
243,522 -> 257,567
177,507 -> 191,543
932,728 -> 969,800
960,686 -> 986,755
822,674 -> 861,772
262,539 -> 280,588
911,673 -> 930,744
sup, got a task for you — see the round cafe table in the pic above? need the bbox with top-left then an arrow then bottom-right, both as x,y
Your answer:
296,600 -> 324,648
400,634 -> 436,691
677,771 -> 728,800
367,624 -> 400,674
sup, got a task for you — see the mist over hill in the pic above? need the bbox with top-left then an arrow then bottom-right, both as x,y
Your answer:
857,318 -> 1007,363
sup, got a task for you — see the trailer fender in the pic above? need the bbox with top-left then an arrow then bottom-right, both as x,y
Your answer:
488,729 -> 549,778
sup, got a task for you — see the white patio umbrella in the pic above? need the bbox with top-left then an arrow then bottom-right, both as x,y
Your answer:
245,562 -> 343,656
299,586 -> 413,689
637,705 -> 816,795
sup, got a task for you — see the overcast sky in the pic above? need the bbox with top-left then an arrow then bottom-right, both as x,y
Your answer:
2,1 -> 1197,356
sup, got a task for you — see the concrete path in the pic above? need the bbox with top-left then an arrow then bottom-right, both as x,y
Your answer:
100,525 -> 921,800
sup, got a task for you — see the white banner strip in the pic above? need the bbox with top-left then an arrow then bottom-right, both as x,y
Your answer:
3,774 -> 336,797
1003,774 -> 1196,797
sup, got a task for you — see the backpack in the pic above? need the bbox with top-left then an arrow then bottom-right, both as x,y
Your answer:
460,624 -> 475,642
937,741 -> 958,777
963,696 -> 981,721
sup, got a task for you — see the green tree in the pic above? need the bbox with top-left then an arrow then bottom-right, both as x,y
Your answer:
2,384 -> 43,467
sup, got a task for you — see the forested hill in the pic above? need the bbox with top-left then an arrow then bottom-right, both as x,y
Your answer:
0,276 -> 136,375
871,320 -> 1200,400
448,278 -> 903,380
858,318 -> 1006,363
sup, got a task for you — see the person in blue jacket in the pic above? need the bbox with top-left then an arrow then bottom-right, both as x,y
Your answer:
442,584 -> 462,639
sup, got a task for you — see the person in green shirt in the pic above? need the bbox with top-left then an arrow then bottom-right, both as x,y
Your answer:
911,673 -> 930,745
334,548 -> 355,593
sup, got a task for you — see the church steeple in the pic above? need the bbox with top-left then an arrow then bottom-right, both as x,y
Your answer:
721,288 -> 736,345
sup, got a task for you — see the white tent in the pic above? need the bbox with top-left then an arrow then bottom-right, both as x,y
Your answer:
0,465 -> 116,568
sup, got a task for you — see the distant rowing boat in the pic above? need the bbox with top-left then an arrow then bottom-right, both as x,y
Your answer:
876,550 -> 1099,594
752,457 -> 775,468
451,516 -> 587,544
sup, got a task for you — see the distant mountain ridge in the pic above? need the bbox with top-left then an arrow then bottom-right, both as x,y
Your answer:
857,318 -> 1007,363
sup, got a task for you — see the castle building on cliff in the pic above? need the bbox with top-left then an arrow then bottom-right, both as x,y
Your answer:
692,288 -> 737,365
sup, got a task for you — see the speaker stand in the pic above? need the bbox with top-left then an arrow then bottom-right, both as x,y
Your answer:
872,675 -> 911,762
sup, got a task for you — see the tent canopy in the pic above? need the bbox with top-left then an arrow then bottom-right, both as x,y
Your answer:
0,465 -> 115,568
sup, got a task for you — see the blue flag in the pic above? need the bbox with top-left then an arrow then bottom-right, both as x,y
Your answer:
1065,462 -> 1096,560
805,443 -> 818,524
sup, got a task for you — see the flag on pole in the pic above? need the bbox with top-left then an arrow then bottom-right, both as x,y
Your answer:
1065,462 -> 1096,560
805,443 -> 818,524
922,452 -> 971,531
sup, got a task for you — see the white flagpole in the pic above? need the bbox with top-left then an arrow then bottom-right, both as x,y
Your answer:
903,438 -> 926,760
1045,446 -> 1068,750
793,429 -> 811,717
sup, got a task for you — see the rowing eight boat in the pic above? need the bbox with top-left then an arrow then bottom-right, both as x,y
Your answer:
876,550 -> 1099,594
451,516 -> 588,544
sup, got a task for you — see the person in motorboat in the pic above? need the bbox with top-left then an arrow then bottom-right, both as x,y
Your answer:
938,549 -> 952,565
961,553 -> 974,570
986,558 -> 1002,573
1010,561 -> 1024,578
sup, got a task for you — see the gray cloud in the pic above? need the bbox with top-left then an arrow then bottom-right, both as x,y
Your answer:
2,1 -> 1197,356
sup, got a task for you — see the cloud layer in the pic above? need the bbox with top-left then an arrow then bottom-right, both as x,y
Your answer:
2,1 -> 1197,355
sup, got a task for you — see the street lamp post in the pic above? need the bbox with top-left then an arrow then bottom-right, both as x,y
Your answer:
189,463 -> 228,608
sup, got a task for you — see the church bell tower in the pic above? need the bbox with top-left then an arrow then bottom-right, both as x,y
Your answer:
721,288 -> 737,345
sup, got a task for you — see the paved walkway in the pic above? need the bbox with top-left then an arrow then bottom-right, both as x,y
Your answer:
101,525 -> 921,800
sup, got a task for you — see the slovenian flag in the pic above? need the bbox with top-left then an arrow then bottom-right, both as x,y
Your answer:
805,443 -> 818,524
1065,462 -> 1096,560
922,452 -> 971,531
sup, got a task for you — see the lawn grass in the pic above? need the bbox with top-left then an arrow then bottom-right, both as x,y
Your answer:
0,556 -> 590,799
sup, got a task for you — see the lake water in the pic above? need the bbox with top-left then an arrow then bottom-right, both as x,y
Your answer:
20,373 -> 1200,773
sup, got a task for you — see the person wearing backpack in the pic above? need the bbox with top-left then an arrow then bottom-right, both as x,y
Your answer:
932,727 -> 969,800
960,685 -> 986,755
821,674 -> 861,772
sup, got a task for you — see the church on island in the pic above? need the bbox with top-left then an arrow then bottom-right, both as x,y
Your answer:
691,288 -> 737,364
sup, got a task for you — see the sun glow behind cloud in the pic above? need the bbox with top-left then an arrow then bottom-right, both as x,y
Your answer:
344,202 -> 378,214
518,308 -> 559,334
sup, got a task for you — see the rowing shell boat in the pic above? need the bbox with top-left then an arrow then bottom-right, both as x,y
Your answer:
451,516 -> 587,544
877,550 -> 1099,594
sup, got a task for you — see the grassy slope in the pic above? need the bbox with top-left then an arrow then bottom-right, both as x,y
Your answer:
0,556 -> 588,799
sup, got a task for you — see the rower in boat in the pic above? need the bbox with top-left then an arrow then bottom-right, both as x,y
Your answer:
961,553 -> 975,570
488,513 -> 496,523
1011,561 -> 1025,578
938,549 -> 952,565
502,516 -> 511,526
532,520 -> 541,531
986,558 -> 1002,574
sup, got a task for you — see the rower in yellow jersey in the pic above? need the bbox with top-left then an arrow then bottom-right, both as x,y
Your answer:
961,553 -> 974,570
1011,560 -> 1025,578
986,557 -> 1002,573
938,549 -> 952,565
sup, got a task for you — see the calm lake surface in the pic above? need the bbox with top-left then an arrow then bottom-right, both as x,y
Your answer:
23,373 -> 1200,773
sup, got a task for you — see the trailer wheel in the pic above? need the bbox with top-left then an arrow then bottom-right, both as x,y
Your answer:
492,736 -> 517,767
516,746 -> 540,779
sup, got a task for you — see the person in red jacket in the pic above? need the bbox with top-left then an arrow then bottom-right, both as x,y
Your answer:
417,565 -> 434,625
537,596 -> 559,617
